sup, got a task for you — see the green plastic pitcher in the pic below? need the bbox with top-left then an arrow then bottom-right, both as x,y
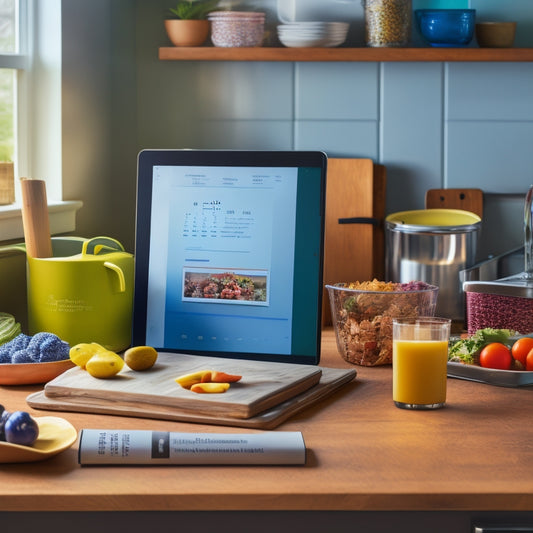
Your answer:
0,236 -> 134,352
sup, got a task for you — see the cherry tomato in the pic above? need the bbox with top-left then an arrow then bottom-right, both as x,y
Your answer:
511,337 -> 533,367
526,349 -> 533,371
479,342 -> 512,370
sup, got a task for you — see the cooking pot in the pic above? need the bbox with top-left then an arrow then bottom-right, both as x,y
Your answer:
0,236 -> 133,351
385,209 -> 481,322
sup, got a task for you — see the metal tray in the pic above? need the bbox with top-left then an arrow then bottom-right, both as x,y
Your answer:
447,362 -> 533,388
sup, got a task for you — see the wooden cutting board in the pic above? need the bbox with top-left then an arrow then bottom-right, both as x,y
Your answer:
322,158 -> 387,326
27,366 -> 357,430
41,353 -> 323,420
425,188 -> 483,218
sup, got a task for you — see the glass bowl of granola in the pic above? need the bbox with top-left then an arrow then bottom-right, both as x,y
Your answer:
326,280 -> 439,366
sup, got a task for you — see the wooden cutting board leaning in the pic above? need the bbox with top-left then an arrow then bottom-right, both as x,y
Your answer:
322,158 -> 387,326
425,188 -> 483,218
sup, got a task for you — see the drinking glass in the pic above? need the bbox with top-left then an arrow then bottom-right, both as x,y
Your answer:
392,317 -> 451,410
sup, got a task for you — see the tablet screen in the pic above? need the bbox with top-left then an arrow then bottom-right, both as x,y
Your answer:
133,150 -> 326,365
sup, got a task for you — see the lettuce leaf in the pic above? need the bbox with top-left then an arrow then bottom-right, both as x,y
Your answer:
448,328 -> 515,364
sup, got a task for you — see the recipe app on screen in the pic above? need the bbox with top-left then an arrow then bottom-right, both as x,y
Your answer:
146,165 -> 297,355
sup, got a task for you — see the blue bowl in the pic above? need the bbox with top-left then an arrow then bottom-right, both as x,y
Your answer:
415,9 -> 476,47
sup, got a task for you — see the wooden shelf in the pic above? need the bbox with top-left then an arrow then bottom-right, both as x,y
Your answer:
159,46 -> 533,62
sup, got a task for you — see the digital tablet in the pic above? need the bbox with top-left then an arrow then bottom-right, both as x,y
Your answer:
132,149 -> 327,365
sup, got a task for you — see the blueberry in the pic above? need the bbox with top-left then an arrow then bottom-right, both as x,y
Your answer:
4,411 -> 39,446
11,349 -> 37,364
0,334 -> 32,361
27,332 -> 52,350
38,336 -> 70,362
6,334 -> 31,355
0,349 -> 11,363
26,332 -> 47,359
0,409 -> 11,442
27,332 -> 70,362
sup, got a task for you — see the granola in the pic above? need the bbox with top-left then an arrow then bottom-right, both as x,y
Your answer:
329,280 -> 438,366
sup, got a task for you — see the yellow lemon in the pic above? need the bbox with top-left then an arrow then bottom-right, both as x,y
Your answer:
85,350 -> 124,378
69,342 -> 107,369
124,346 -> 158,371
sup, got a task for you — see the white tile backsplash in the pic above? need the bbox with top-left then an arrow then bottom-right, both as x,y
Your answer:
295,120 -> 378,158
446,121 -> 533,194
446,62 -> 533,121
295,62 -> 379,120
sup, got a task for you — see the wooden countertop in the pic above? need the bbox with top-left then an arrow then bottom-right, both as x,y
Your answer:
2,329 -> 533,513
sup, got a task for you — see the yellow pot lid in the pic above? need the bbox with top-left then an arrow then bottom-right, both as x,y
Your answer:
386,208 -> 481,230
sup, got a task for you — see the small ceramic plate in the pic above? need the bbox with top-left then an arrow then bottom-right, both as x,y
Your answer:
0,359 -> 75,385
0,416 -> 77,463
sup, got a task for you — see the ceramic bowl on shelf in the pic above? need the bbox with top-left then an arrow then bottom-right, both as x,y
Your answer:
277,22 -> 349,48
415,9 -> 476,47
208,11 -> 266,47
476,22 -> 517,48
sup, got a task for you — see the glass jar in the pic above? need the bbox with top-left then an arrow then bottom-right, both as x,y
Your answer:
363,0 -> 412,47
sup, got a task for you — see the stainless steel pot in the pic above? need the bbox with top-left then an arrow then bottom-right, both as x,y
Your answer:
385,209 -> 481,321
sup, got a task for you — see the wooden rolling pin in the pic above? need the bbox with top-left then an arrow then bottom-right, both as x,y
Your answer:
20,178 -> 53,258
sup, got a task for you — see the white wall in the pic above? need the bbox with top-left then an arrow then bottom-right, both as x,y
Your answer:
61,0 -> 114,242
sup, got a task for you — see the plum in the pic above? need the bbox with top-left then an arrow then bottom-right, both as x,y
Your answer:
4,410 -> 39,446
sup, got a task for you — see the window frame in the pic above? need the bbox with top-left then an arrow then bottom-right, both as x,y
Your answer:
0,0 -> 81,242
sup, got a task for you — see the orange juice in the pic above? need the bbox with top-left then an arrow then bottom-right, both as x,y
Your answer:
393,339 -> 448,407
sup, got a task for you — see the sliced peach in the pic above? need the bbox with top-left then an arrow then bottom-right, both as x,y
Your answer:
205,370 -> 242,383
190,382 -> 230,394
175,370 -> 212,389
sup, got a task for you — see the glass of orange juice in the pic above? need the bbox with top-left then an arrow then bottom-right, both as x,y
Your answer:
392,317 -> 451,410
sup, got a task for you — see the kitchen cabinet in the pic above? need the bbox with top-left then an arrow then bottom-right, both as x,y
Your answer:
2,329 -> 533,532
159,46 -> 533,62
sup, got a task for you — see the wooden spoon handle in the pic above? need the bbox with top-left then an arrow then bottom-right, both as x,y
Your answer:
20,178 -> 53,258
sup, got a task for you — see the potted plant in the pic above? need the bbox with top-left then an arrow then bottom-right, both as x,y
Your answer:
165,0 -> 220,47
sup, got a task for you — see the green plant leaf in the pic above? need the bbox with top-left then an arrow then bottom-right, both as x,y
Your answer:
168,0 -> 219,20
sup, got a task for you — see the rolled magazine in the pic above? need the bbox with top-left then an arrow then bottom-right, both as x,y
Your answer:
78,429 -> 306,465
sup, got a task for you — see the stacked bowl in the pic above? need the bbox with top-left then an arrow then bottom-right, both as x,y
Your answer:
208,11 -> 266,47
277,22 -> 349,48
415,9 -> 476,47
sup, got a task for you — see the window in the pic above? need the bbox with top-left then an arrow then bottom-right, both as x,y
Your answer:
0,0 -> 81,241
0,0 -> 24,188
